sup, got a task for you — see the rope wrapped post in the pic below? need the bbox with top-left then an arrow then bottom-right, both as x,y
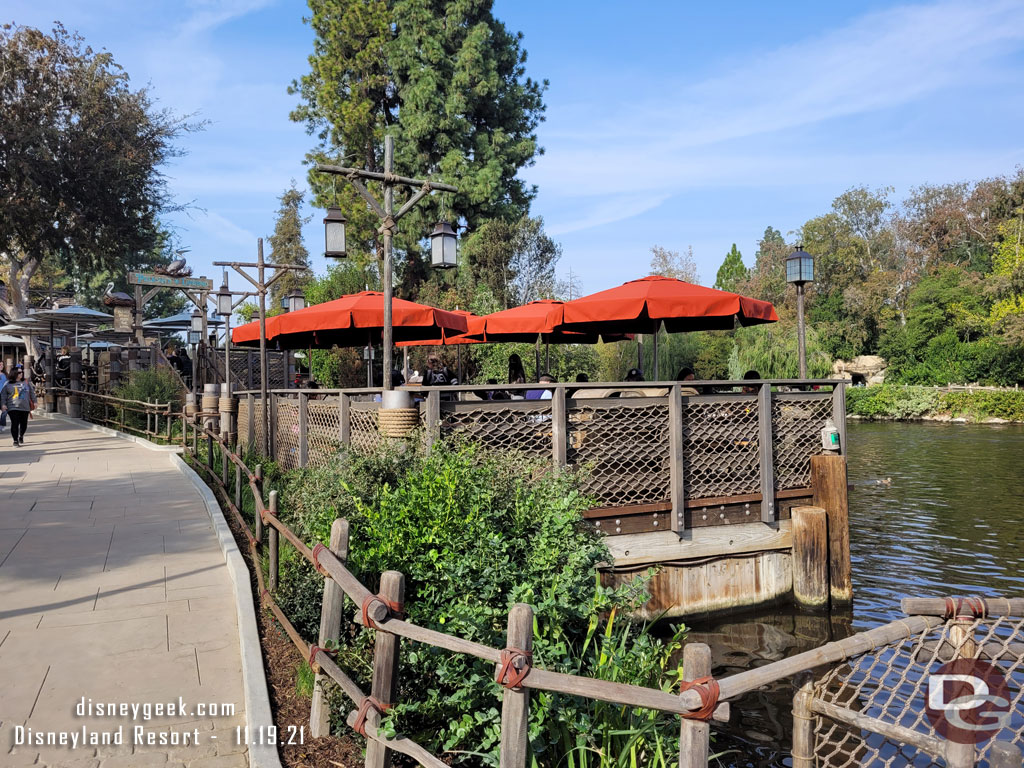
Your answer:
310,519 -> 350,738
945,607 -> 979,768
366,570 -> 405,768
499,603 -> 533,768
790,671 -> 814,768
268,490 -> 279,593
254,465 -> 264,544
678,642 -> 712,768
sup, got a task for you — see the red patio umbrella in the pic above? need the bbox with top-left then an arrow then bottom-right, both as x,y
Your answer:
394,310 -> 486,347
559,276 -> 779,379
232,291 -> 469,350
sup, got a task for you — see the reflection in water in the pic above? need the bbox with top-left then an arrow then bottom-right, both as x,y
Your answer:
685,421 -> 1024,767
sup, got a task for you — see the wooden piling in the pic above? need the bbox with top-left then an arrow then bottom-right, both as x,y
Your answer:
254,465 -> 264,543
221,431 -> 229,486
811,454 -> 852,605
499,603 -> 533,768
310,519 -> 349,738
234,463 -> 242,513
790,671 -> 815,768
791,506 -> 829,610
678,642 -> 711,768
268,490 -> 279,593
366,570 -> 405,768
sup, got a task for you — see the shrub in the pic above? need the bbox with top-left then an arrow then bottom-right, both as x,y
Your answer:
113,367 -> 183,409
939,389 -> 1024,421
845,384 -> 940,419
262,440 -> 686,766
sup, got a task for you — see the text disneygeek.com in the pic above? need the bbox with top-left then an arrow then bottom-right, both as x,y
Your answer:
10,697 -> 303,749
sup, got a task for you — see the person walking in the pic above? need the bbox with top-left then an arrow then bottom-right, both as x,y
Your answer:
0,366 -> 7,434
1,367 -> 36,447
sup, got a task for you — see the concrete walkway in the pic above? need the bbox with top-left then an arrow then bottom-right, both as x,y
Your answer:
1,419 -> 249,768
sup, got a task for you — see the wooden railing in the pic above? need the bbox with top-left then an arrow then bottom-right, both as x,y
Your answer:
179,419 -> 1014,768
236,379 -> 846,530
57,387 -> 176,442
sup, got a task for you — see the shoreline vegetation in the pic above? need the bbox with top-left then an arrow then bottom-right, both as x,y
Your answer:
845,384 -> 1024,424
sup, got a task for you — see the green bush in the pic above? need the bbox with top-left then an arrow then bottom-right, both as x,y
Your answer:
261,440 -> 685,766
113,367 -> 183,408
939,389 -> 1024,421
845,384 -> 940,419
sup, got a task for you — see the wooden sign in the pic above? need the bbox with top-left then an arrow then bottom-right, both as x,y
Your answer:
128,272 -> 213,290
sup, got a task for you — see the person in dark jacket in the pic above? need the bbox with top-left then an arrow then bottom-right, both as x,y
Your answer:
1,367 -> 36,446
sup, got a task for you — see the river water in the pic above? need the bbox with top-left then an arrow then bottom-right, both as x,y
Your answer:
691,420 -> 1024,766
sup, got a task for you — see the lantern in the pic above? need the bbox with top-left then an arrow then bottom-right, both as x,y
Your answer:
786,248 -> 815,285
216,281 -> 232,317
430,221 -> 457,269
323,207 -> 347,258
286,289 -> 306,314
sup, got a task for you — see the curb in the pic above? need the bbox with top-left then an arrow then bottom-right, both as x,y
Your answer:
36,411 -> 183,452
41,413 -> 282,768
171,452 -> 283,768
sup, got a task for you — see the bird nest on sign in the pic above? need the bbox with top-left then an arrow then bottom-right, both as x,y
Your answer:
152,264 -> 193,277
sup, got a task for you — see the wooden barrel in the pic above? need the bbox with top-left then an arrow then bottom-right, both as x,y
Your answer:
378,407 -> 420,438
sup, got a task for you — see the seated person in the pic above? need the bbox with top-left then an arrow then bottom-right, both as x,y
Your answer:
676,367 -> 700,396
619,367 -> 669,398
525,373 -> 555,400
741,369 -> 761,394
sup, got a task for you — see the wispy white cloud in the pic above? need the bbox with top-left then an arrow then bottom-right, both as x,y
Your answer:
531,0 -> 1024,233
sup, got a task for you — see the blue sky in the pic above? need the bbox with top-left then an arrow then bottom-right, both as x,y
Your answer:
9,0 -> 1024,295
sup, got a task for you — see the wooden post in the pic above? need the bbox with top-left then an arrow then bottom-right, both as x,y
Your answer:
206,433 -> 214,470
269,392 -> 278,461
831,381 -> 847,454
234,463 -> 242,512
221,431 -> 229,486
989,741 -> 1022,768
945,609 -> 977,768
810,455 -> 852,606
678,642 -> 711,768
499,603 -> 533,768
425,389 -> 441,449
339,392 -> 351,446
365,570 -> 406,768
268,490 -> 279,592
166,407 -> 172,441
552,386 -> 567,469
247,392 -> 255,451
668,383 -> 685,536
790,671 -> 814,768
310,519 -> 350,738
247,350 -> 254,389
791,506 -> 829,610
254,465 -> 264,543
298,392 -> 309,468
757,383 -> 776,523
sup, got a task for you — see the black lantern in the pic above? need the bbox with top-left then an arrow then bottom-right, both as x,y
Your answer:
323,207 -> 347,258
216,280 -> 232,317
786,248 -> 815,285
430,221 -> 457,269
286,289 -> 306,314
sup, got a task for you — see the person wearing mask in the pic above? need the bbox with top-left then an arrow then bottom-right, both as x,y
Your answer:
1,367 -> 36,447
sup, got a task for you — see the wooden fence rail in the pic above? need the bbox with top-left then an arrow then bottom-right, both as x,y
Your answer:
55,386 -> 175,442
179,417 -> 1002,768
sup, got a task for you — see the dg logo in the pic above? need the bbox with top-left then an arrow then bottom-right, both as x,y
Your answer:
925,659 -> 1012,744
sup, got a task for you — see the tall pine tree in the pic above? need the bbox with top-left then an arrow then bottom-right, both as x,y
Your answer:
714,243 -> 748,292
267,184 -> 312,309
290,0 -> 547,299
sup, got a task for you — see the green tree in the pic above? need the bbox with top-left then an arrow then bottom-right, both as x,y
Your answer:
267,184 -> 313,309
461,215 -> 560,308
744,227 -> 789,307
290,0 -> 547,298
714,244 -> 748,292
0,23 -> 196,325
649,245 -> 698,283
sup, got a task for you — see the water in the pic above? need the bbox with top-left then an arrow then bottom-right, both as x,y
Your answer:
694,420 -> 1024,766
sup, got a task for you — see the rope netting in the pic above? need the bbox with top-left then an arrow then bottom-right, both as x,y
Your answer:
811,610 -> 1024,767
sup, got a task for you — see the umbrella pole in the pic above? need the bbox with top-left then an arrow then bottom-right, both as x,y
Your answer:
403,347 -> 409,384
636,334 -> 643,376
457,344 -> 462,384
535,337 -> 541,380
545,341 -> 550,374
653,327 -> 659,381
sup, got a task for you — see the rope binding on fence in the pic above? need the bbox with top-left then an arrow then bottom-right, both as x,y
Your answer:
352,696 -> 391,737
678,676 -> 720,722
308,643 -> 338,672
312,542 -> 329,576
495,647 -> 533,690
360,593 -> 404,630
943,595 -> 987,620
